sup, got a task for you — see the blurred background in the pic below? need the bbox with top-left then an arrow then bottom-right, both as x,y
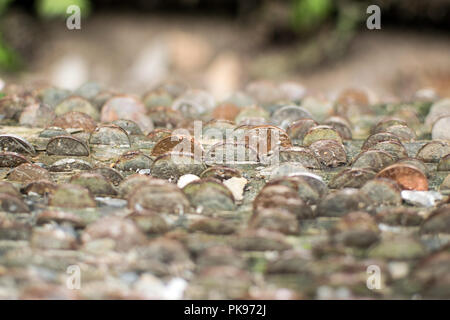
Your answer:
0,0 -> 449,100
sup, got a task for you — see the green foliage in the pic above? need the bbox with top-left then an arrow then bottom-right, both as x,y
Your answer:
36,0 -> 90,18
0,0 -> 13,15
291,0 -> 333,33
0,35 -> 21,71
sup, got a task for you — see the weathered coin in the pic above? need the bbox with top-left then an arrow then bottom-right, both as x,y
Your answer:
0,134 -> 36,156
55,96 -> 99,120
49,184 -> 96,208
361,132 -> 402,151
7,163 -> 51,183
351,149 -> 395,172
416,140 -> 450,163
328,168 -> 376,189
183,178 -> 236,213
151,134 -> 203,158
309,139 -> 347,167
0,151 -> 30,167
46,135 -> 89,156
438,154 -> 450,171
89,124 -> 131,147
51,111 -> 97,133
302,125 -> 342,147
286,118 -> 318,143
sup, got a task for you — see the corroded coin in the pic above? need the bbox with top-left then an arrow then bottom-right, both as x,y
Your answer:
361,132 -> 402,151
324,116 -> 352,140
90,166 -> 124,186
202,119 -> 236,138
7,163 -> 51,183
128,178 -> 190,215
369,140 -> 408,160
0,151 -> 30,167
351,149 -> 395,172
89,124 -> 131,147
329,211 -> 380,248
147,128 -> 172,143
0,193 -> 29,213
437,154 -> 450,171
46,135 -> 89,156
254,184 -> 313,219
328,168 -> 376,189
81,216 -> 146,251
51,111 -> 97,133
55,96 -> 99,120
317,188 -> 371,217
212,103 -> 241,121
118,173 -> 153,198
376,163 -> 428,191
48,158 -> 93,172
286,118 -> 318,143
0,134 -> 36,156
278,146 -> 321,169
171,89 -> 215,118
148,106 -> 184,128
265,173 -> 328,205
142,86 -> 174,110
39,126 -> 69,138
101,95 -> 154,133
183,178 -> 236,213
112,119 -> 144,136
0,181 -> 22,197
70,172 -> 117,196
383,124 -> 416,141
248,208 -> 300,235
151,152 -> 206,181
113,150 -> 153,172
302,125 -> 342,147
49,183 -> 96,208
247,125 -> 292,155
200,166 -> 242,181
309,139 -> 347,167
19,103 -> 55,128
204,142 -> 259,166
372,118 -> 408,134
21,180 -> 57,196
151,134 -> 203,158
416,140 -> 450,163
360,178 -> 402,206
36,210 -> 83,227
271,105 -> 314,129
234,105 -> 270,125
420,204 -> 450,234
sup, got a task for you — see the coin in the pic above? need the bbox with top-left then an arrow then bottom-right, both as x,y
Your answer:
376,163 -> 428,191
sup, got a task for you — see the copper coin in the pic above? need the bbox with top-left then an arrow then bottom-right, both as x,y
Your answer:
151,134 -> 203,157
376,163 -> 428,191
212,103 -> 240,121
247,125 -> 292,154
51,111 -> 97,133
147,128 -> 172,143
